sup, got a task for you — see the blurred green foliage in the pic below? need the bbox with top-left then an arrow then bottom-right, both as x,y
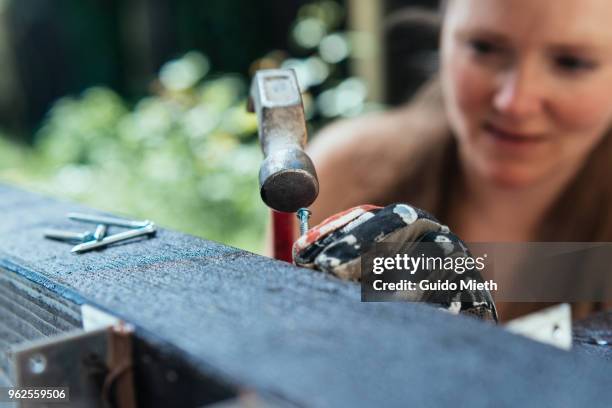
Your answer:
0,52 -> 267,252
0,0 -> 379,253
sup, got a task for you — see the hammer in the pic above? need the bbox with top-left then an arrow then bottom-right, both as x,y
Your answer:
248,69 -> 319,260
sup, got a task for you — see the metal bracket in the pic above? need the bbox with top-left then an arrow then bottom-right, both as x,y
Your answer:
11,319 -> 136,408
505,303 -> 572,350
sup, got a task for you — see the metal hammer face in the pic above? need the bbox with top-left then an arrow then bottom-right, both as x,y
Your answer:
248,69 -> 319,213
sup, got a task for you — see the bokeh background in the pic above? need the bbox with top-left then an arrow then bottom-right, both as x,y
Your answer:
0,0 -> 440,253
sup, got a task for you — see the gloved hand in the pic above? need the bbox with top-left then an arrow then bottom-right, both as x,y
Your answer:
293,203 -> 498,322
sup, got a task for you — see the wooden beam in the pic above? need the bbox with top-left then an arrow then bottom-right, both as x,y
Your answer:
1,183 -> 611,406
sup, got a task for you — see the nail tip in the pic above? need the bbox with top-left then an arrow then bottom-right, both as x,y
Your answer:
71,244 -> 85,253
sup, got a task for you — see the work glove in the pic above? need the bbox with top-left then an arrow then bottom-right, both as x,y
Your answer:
293,204 -> 498,322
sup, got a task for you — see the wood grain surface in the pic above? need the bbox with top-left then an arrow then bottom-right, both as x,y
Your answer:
0,183 -> 611,407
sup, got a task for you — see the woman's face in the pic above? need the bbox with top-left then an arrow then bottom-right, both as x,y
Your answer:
441,0 -> 612,187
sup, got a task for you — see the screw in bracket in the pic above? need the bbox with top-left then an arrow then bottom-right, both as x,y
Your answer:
28,353 -> 47,375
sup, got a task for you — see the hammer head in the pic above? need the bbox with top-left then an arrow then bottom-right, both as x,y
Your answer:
249,69 -> 319,213
259,148 -> 319,213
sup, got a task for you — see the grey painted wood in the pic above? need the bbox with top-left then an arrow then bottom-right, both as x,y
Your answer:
574,311 -> 612,361
1,183 -> 611,407
0,267 -> 82,380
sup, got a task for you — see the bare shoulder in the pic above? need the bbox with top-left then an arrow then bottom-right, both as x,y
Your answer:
307,103 -> 448,224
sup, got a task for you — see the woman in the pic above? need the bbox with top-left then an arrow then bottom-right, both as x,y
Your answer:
301,0 -> 612,320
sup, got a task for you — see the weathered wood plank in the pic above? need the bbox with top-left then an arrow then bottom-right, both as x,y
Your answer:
0,266 -> 81,381
1,183 -> 611,407
573,311 -> 612,361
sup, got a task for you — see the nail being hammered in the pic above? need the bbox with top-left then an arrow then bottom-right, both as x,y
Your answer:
71,223 -> 156,253
297,208 -> 311,236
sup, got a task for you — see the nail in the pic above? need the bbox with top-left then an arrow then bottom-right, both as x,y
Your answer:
44,229 -> 94,243
67,212 -> 151,229
296,208 -> 311,236
71,223 -> 156,253
93,224 -> 107,241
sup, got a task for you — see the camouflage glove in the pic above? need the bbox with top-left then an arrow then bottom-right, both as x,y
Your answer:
293,204 -> 498,322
